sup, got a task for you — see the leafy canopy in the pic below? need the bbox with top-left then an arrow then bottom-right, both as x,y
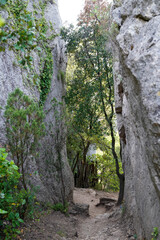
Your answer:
62,0 -> 122,191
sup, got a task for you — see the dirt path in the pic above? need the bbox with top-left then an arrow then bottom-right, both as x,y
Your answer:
73,188 -> 118,217
22,188 -> 135,240
73,188 -> 135,240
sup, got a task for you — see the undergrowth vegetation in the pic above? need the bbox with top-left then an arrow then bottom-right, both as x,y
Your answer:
0,88 -> 46,239
50,202 -> 69,214
0,148 -> 35,239
151,227 -> 159,240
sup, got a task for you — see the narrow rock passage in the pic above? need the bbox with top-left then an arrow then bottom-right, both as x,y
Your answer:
22,188 -> 135,240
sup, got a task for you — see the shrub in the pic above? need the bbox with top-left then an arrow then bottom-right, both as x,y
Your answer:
51,202 -> 68,214
4,88 -> 45,190
0,148 -> 25,239
151,227 -> 159,240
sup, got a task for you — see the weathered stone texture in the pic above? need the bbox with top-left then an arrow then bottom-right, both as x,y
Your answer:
112,0 -> 160,239
0,0 -> 74,203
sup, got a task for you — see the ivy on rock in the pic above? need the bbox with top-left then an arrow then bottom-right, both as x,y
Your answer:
0,0 -> 55,105
39,47 -> 53,105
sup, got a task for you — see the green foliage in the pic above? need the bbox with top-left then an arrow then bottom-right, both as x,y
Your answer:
62,1 -> 124,203
34,1 -> 55,105
61,5 -> 113,142
85,135 -> 122,192
62,0 -> 121,189
66,71 -> 104,138
0,148 -> 36,239
0,15 -> 5,28
51,202 -> 68,214
39,47 -> 53,105
95,154 -> 120,192
0,148 -> 25,239
0,0 -> 5,34
57,70 -> 65,83
4,88 -> 45,189
65,67 -> 104,187
0,0 -> 37,58
0,0 -> 55,97
109,22 -> 119,39
151,227 -> 159,240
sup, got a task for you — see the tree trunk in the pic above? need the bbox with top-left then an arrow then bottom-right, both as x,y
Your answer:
72,152 -> 80,173
117,173 -> 125,206
77,141 -> 90,188
98,71 -> 125,205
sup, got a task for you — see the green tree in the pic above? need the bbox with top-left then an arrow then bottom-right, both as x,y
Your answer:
4,88 -> 45,190
62,0 -> 124,204
65,58 -> 104,187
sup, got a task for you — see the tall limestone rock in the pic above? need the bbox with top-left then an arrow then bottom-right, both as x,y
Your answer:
0,0 -> 74,203
112,0 -> 160,239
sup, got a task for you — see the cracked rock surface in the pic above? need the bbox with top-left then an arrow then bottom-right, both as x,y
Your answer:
112,0 -> 160,239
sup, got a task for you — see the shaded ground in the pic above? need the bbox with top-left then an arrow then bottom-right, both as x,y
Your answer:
73,188 -> 118,217
21,188 -> 135,240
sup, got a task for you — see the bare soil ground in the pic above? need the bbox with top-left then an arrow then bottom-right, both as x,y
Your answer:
21,188 -> 135,240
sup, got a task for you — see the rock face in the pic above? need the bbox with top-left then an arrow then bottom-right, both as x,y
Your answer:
112,0 -> 160,239
0,0 -> 74,203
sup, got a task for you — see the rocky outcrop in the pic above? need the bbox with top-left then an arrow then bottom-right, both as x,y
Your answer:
112,0 -> 160,239
0,0 -> 74,203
